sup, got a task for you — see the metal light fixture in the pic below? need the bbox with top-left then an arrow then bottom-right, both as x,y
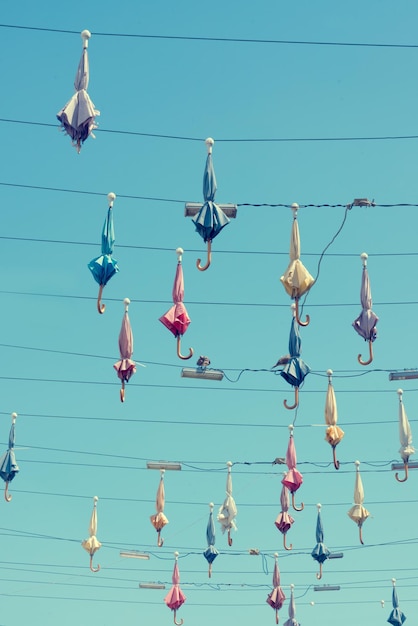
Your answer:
120,551 -> 150,560
389,370 -> 418,381
146,461 -> 182,471
392,461 -> 418,471
314,585 -> 341,592
139,582 -> 166,590
181,355 -> 224,381
184,202 -> 237,219
328,552 -> 344,560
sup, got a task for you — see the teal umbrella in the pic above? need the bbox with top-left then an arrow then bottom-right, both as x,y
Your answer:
203,502 -> 218,577
311,504 -> 330,580
88,193 -> 119,314
0,413 -> 19,502
387,579 -> 406,626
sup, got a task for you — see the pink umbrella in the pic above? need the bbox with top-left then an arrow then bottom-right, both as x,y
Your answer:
150,469 -> 169,547
282,426 -> 304,512
275,474 -> 295,551
266,553 -> 286,624
113,298 -> 136,402
164,552 -> 186,625
159,248 -> 193,360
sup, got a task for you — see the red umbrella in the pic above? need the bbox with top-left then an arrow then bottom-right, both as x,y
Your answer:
266,553 -> 286,624
164,552 -> 186,625
159,248 -> 193,360
113,298 -> 136,402
282,426 -> 304,512
275,474 -> 295,551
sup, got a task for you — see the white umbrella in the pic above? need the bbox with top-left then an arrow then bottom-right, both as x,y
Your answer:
395,389 -> 415,482
217,461 -> 237,546
81,495 -> 101,572
347,461 -> 370,544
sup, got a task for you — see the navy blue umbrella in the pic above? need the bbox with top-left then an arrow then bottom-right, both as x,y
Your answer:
311,504 -> 330,580
280,305 -> 310,410
203,502 -> 218,577
192,138 -> 230,271
0,413 -> 19,502
387,579 -> 406,626
88,193 -> 119,314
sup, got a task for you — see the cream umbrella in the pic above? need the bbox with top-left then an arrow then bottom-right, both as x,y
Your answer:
395,389 -> 415,483
347,460 -> 370,544
217,461 -> 237,546
324,369 -> 344,470
81,495 -> 101,572
150,469 -> 169,547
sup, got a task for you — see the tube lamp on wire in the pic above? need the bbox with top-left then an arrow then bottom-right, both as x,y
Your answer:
120,551 -> 150,560
389,370 -> 418,381
146,461 -> 182,471
181,355 -> 224,381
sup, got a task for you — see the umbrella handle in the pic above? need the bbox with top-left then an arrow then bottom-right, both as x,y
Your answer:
97,285 -> 106,314
157,530 -> 164,548
283,533 -> 293,551
228,529 -> 233,547
316,562 -> 323,580
173,611 -> 184,626
208,562 -> 212,578
120,381 -> 125,403
283,387 -> 299,410
196,239 -> 212,272
275,608 -> 279,625
332,447 -> 340,470
359,523 -> 364,545
4,482 -> 12,502
395,462 -> 409,483
89,555 -> 100,573
177,336 -> 194,361
294,299 -> 310,327
291,492 -> 304,512
357,340 -> 373,366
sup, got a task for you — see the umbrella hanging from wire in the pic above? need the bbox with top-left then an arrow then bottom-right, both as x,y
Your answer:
387,578 -> 406,626
311,503 -> 330,580
324,369 -> 344,470
282,425 -> 304,512
395,389 -> 415,483
150,469 -> 169,547
217,461 -> 237,546
164,552 -> 186,626
347,460 -> 370,545
283,584 -> 300,626
203,502 -> 218,578
88,193 -> 119,314
81,496 -> 101,572
266,552 -> 286,624
275,474 -> 295,550
159,248 -> 193,360
0,413 -> 19,502
57,30 -> 99,153
191,138 -> 230,271
280,305 -> 311,410
113,298 -> 136,402
280,203 -> 315,326
353,252 -> 378,365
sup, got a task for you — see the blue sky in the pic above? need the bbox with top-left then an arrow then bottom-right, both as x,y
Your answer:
0,1 -> 417,625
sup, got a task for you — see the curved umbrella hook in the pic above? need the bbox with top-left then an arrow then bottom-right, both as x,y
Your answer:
157,530 -> 164,548
332,446 -> 340,470
176,336 -> 193,361
89,555 -> 100,573
316,562 -> 323,580
283,533 -> 293,551
357,340 -> 373,366
294,299 -> 310,327
97,284 -> 106,314
227,529 -> 233,547
283,387 -> 299,410
291,492 -> 304,512
359,524 -> 364,545
395,462 -> 409,483
120,381 -> 125,403
4,482 -> 12,502
173,610 -> 184,626
196,239 -> 212,272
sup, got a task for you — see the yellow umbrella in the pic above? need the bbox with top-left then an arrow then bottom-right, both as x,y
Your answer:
280,203 -> 315,326
347,461 -> 370,544
150,469 -> 169,547
324,369 -> 344,470
81,495 -> 101,572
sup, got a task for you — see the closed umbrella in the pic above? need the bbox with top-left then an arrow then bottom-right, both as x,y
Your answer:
347,460 -> 370,544
311,504 -> 330,580
57,30 -> 99,152
164,552 -> 186,626
353,252 -> 378,365
114,298 -> 136,402
191,138 -> 230,271
203,502 -> 218,578
324,369 -> 344,470
217,461 -> 237,546
283,584 -> 300,626
81,496 -> 101,572
282,425 -> 304,512
280,203 -> 315,326
88,193 -> 119,314
159,248 -> 193,360
266,552 -> 286,624
387,578 -> 406,626
275,474 -> 295,550
280,305 -> 310,410
150,469 -> 169,547
0,413 -> 19,502
395,389 -> 415,483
